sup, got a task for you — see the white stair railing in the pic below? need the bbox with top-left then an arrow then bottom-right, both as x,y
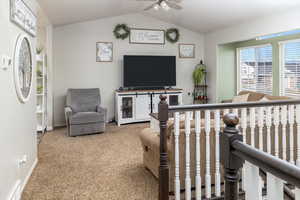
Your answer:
163,99 -> 300,200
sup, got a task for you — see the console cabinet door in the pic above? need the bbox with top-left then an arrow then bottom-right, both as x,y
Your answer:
119,95 -> 135,123
135,94 -> 151,120
152,94 -> 161,113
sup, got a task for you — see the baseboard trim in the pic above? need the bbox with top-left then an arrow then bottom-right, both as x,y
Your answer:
46,126 -> 53,131
20,158 -> 38,195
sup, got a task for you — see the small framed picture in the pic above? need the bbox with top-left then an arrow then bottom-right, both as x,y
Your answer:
96,42 -> 113,62
179,44 -> 195,58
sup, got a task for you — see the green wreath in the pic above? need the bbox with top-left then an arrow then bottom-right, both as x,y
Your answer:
166,28 -> 180,43
113,24 -> 130,40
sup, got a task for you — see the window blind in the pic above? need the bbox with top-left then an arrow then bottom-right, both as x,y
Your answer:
238,45 -> 273,94
281,41 -> 300,97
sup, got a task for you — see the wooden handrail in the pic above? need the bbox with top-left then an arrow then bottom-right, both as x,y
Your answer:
168,99 -> 300,112
232,141 -> 300,188
221,113 -> 300,200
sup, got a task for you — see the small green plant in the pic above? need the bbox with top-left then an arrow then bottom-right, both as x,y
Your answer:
36,47 -> 43,54
37,85 -> 43,94
193,60 -> 206,86
37,69 -> 42,77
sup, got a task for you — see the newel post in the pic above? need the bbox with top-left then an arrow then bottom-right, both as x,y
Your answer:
158,95 -> 169,200
220,113 -> 244,200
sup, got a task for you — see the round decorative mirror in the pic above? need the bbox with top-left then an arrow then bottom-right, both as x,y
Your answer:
13,34 -> 33,103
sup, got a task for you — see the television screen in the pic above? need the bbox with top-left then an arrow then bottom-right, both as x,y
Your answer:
123,55 -> 176,87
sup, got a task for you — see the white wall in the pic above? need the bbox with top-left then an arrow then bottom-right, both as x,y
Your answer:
53,13 -> 204,126
204,8 -> 300,102
0,0 -> 38,199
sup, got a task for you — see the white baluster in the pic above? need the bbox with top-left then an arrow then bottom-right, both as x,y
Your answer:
281,106 -> 287,161
233,108 -> 239,129
288,105 -> 295,164
185,111 -> 191,200
214,110 -> 221,197
296,105 -> 300,167
245,107 -> 262,200
205,110 -> 211,199
266,107 -> 272,154
244,163 -> 262,200
241,108 -> 247,190
224,109 -> 229,115
195,111 -> 201,200
268,106 -> 284,200
241,108 -> 247,143
274,106 -> 280,158
258,107 -> 264,151
174,112 -> 180,200
296,189 -> 300,200
250,107 -> 256,147
223,109 -> 229,128
267,173 -> 284,200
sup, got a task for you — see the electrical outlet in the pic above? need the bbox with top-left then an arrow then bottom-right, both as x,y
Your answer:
18,155 -> 27,167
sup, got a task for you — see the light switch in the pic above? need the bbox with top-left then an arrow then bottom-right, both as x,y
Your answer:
0,55 -> 6,70
1,55 -> 12,70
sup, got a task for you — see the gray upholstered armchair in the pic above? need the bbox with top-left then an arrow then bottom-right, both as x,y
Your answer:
65,88 -> 107,136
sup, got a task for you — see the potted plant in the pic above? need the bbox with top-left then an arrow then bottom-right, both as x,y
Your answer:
193,60 -> 206,86
37,69 -> 43,77
36,47 -> 43,61
37,85 -> 43,94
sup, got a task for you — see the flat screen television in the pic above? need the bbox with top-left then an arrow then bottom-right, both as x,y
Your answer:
123,55 -> 176,88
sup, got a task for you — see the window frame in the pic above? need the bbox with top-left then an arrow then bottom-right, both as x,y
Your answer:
236,43 -> 273,95
279,39 -> 300,97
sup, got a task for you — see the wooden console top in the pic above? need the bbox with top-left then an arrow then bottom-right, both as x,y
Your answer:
116,88 -> 183,93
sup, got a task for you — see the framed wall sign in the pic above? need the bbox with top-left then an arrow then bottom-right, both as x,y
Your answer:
179,44 -> 195,58
10,0 -> 37,37
96,42 -> 113,62
14,34 -> 33,103
130,28 -> 165,45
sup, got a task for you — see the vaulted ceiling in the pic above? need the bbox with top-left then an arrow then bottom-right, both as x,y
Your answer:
37,0 -> 300,33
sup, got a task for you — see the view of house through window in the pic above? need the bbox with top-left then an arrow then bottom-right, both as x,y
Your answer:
281,40 -> 300,97
238,45 -> 273,94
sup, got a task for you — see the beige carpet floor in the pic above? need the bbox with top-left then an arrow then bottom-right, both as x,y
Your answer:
22,123 -> 158,200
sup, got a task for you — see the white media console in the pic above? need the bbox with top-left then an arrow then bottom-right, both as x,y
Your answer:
115,89 -> 183,126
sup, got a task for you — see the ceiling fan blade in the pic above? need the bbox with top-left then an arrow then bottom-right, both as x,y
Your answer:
167,0 -> 182,3
165,1 -> 182,10
144,3 -> 157,11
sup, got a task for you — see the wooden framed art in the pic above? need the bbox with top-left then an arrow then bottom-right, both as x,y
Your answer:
96,42 -> 113,62
10,0 -> 37,37
178,43 -> 195,58
130,28 -> 165,45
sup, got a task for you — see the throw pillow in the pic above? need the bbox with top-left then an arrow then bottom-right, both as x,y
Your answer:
259,96 -> 270,102
232,94 -> 249,103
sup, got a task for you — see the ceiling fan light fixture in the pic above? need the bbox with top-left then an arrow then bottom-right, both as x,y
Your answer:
160,1 -> 170,11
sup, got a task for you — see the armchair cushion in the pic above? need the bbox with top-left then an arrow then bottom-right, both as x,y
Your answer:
70,112 -> 105,125
67,88 -> 101,113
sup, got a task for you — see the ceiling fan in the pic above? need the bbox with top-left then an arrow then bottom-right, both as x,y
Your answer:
137,0 -> 183,11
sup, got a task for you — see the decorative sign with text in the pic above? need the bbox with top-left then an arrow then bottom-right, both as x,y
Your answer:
10,0 -> 37,37
130,28 -> 165,45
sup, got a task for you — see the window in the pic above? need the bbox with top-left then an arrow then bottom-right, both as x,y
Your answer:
238,45 -> 273,94
257,29 -> 300,40
281,40 -> 300,97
